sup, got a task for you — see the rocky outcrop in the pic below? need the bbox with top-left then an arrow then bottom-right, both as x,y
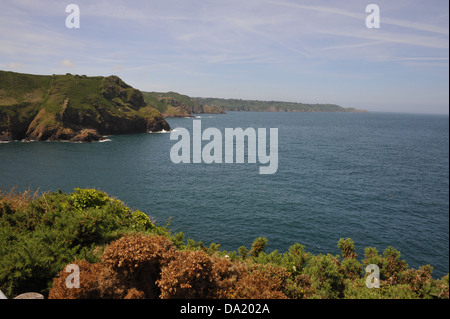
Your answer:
141,91 -> 226,118
0,71 -> 170,142
193,104 -> 226,114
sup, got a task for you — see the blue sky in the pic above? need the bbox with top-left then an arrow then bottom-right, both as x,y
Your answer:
0,0 -> 448,114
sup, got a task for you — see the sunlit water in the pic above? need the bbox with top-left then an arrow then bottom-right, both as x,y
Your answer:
1,112 -> 448,277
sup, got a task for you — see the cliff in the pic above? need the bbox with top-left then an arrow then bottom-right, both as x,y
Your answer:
142,91 -> 225,117
142,91 -> 367,118
0,71 -> 170,142
194,97 -> 368,113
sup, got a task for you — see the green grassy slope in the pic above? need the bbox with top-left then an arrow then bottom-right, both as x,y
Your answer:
194,97 -> 367,113
0,71 -> 170,141
142,91 -> 225,117
142,91 -> 366,118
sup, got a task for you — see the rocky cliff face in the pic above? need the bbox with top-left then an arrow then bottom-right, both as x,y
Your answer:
141,91 -> 226,118
0,71 -> 170,142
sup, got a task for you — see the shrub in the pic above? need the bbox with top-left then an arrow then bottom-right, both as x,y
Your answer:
337,238 -> 357,259
284,274 -> 315,299
340,258 -> 362,280
382,246 -> 408,283
249,237 -> 268,258
131,209 -> 154,231
229,263 -> 290,299
362,247 -> 383,269
398,265 -> 443,299
304,254 -> 344,299
437,275 -> 449,299
344,278 -> 418,299
49,234 -> 177,299
157,250 -> 217,299
2,189 -> 449,299
0,189 -> 167,298
48,260 -> 103,299
101,234 -> 176,298
157,251 -> 246,299
237,246 -> 248,259
282,243 -> 309,275
68,188 -> 112,211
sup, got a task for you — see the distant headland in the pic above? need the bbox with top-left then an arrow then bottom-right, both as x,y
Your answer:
1,70 -> 367,142
142,92 -> 367,117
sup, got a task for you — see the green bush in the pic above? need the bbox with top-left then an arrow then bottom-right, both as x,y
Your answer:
68,188 -> 113,211
337,238 -> 357,259
282,243 -> 310,275
0,188 -> 168,297
344,278 -> 418,299
131,209 -> 154,231
249,237 -> 268,258
1,189 -> 449,299
304,254 -> 345,299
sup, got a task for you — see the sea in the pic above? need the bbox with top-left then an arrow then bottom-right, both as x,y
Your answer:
1,111 -> 449,278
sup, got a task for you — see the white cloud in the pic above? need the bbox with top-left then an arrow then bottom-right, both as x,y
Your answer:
319,28 -> 448,49
112,64 -> 122,71
60,59 -> 76,67
5,62 -> 25,70
0,0 -> 448,113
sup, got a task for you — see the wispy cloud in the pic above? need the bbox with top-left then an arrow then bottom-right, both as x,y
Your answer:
318,28 -> 448,49
0,0 -> 448,113
60,59 -> 76,68
4,62 -> 26,70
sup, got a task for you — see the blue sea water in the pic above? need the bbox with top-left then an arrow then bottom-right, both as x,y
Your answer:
1,111 -> 449,277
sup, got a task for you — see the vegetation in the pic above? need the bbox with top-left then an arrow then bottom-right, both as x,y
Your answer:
142,91 -> 224,117
0,70 -> 169,141
142,92 -> 366,118
0,188 -> 448,299
194,97 -> 367,113
1,70 -> 366,137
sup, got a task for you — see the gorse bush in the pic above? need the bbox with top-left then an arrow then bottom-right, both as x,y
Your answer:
68,188 -> 113,211
0,188 -> 172,297
49,235 -> 177,299
1,189 -> 449,299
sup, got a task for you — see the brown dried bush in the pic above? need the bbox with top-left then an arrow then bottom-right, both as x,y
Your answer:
49,234 -> 294,299
229,263 -> 290,299
49,234 -> 177,299
0,187 -> 39,213
210,256 -> 247,299
157,250 -> 217,299
100,234 -> 177,298
101,234 -> 176,273
49,260 -> 103,299
157,250 -> 254,299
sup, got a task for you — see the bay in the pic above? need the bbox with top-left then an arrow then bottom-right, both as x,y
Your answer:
1,111 -> 448,278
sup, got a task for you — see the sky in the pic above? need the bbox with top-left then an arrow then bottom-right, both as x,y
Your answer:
0,0 -> 448,114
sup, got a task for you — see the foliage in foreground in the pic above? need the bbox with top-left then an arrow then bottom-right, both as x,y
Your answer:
0,188 -> 448,299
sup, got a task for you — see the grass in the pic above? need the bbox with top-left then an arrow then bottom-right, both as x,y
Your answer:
0,70 -> 168,140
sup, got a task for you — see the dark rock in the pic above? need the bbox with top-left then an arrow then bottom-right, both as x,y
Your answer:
70,129 -> 103,142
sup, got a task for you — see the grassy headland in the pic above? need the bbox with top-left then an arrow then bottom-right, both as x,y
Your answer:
142,91 -> 225,117
194,97 -> 367,113
1,70 -> 366,139
0,70 -> 170,142
142,92 -> 366,118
